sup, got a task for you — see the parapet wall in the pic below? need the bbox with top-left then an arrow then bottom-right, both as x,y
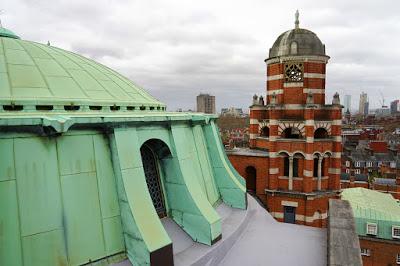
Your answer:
327,199 -> 362,266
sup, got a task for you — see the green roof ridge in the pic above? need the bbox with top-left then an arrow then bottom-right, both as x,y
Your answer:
0,27 -> 20,39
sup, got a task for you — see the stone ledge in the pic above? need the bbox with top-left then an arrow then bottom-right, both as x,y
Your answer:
327,199 -> 362,266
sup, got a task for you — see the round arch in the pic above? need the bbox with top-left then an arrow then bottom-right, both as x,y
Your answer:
314,128 -> 329,139
282,127 -> 302,139
140,139 -> 172,217
260,126 -> 269,137
245,166 -> 257,193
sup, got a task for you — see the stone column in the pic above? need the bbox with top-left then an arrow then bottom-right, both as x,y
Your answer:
318,157 -> 323,190
289,156 -> 294,190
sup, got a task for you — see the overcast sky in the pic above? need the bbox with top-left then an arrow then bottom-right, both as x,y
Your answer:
2,0 -> 400,112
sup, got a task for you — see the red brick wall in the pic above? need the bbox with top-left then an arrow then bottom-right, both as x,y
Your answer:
228,154 -> 269,203
360,238 -> 400,266
304,62 -> 326,74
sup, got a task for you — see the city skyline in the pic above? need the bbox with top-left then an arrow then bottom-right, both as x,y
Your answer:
2,0 -> 400,111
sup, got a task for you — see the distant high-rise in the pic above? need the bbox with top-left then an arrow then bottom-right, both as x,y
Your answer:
344,95 -> 351,112
359,92 -> 368,116
390,100 -> 400,114
196,93 -> 216,114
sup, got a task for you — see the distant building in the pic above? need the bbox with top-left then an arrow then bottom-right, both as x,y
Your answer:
359,92 -> 369,116
196,93 -> 216,114
344,94 -> 351,112
375,107 -> 390,117
176,108 -> 194,112
220,107 -> 245,117
391,100 -> 400,114
342,188 -> 400,266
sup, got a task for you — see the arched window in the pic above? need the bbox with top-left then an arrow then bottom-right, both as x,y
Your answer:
260,126 -> 269,137
245,166 -> 256,192
290,41 -> 298,55
282,127 -> 301,139
140,139 -> 172,218
293,157 -> 299,177
313,158 -> 319,177
314,128 -> 329,139
284,156 -> 289,176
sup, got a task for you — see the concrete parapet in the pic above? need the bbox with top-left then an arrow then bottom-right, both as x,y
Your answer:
327,199 -> 362,266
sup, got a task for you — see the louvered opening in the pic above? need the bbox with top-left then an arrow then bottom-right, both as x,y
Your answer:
36,105 -> 54,111
64,105 -> 80,111
89,106 -> 102,111
3,105 -> 23,111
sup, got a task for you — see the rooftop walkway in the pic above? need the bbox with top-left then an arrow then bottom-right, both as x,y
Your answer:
113,195 -> 326,266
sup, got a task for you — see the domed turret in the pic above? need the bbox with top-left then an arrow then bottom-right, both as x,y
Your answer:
268,11 -> 326,59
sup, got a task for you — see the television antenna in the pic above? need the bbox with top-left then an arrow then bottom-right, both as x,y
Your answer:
379,90 -> 385,108
0,10 -> 3,28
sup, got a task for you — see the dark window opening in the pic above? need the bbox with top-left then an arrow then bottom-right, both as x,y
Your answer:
89,106 -> 102,111
284,157 -> 289,176
157,106 -> 160,110
36,105 -> 53,111
3,105 -> 23,111
282,127 -> 301,139
314,128 -> 329,139
140,106 -> 146,111
293,158 -> 299,177
313,158 -> 319,177
64,105 -> 80,111
245,166 -> 256,192
127,106 -> 135,111
150,106 -> 155,110
260,127 -> 269,137
110,105 -> 120,111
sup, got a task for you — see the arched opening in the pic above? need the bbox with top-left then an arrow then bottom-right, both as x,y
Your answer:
313,157 -> 319,177
140,139 -> 172,218
314,128 -> 329,139
283,156 -> 289,176
292,153 -> 305,178
293,157 -> 299,177
245,166 -> 256,193
282,127 -> 302,139
260,126 -> 269,137
279,152 -> 292,177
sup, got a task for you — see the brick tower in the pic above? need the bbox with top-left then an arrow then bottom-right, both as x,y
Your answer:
228,11 -> 342,227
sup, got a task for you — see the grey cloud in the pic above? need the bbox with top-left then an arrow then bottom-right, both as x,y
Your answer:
2,0 -> 400,112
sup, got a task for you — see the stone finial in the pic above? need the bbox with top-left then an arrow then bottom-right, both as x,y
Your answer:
332,92 -> 340,105
271,92 -> 277,105
306,91 -> 314,104
259,95 -> 264,105
253,94 -> 258,105
295,10 -> 299,29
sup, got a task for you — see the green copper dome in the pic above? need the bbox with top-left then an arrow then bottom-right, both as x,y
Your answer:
0,30 -> 166,113
0,27 -> 20,39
